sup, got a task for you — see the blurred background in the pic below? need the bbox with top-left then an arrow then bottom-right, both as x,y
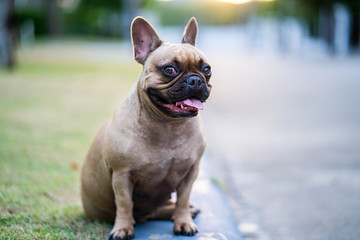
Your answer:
1,0 -> 360,68
1,0 -> 360,240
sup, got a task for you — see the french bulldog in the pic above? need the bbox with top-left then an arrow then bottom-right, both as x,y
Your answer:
81,16 -> 212,240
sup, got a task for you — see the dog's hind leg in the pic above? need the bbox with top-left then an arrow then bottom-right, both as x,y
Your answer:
139,200 -> 200,222
81,187 -> 115,223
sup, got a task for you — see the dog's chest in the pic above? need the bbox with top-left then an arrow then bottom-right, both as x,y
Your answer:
134,150 -> 195,190
130,126 -> 201,186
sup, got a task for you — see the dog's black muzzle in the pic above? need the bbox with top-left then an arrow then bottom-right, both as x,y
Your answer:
168,74 -> 210,103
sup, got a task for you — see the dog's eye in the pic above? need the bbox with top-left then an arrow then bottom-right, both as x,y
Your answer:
163,66 -> 177,75
202,66 -> 211,76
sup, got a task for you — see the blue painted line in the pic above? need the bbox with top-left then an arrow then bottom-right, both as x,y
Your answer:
133,169 -> 243,240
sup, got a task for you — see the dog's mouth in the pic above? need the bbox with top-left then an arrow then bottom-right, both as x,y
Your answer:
164,98 -> 203,112
147,89 -> 204,117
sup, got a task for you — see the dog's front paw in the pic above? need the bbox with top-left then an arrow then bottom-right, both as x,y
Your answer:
107,225 -> 134,240
173,218 -> 198,236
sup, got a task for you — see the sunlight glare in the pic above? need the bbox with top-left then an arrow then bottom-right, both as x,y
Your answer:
220,0 -> 251,4
219,0 -> 274,4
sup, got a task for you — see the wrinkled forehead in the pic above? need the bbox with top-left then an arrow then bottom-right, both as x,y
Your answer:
146,43 -> 208,67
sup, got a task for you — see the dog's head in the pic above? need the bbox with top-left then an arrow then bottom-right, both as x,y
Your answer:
131,17 -> 212,118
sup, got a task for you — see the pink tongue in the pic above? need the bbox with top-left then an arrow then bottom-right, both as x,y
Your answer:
183,98 -> 203,110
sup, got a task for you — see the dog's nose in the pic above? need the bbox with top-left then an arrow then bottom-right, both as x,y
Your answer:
186,75 -> 203,89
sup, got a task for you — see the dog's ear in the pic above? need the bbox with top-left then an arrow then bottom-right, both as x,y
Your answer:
131,17 -> 163,64
181,17 -> 198,46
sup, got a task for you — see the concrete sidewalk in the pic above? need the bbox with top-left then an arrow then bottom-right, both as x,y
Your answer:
202,51 -> 360,240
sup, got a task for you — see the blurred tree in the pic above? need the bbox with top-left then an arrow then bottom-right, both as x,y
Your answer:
0,0 -> 15,69
64,0 -> 153,38
120,0 -> 141,39
65,0 -> 130,37
344,0 -> 360,51
45,0 -> 63,36
277,0 -> 360,53
13,0 -> 146,38
15,3 -> 47,37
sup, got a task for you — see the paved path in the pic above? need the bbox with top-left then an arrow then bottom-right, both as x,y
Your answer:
202,51 -> 360,240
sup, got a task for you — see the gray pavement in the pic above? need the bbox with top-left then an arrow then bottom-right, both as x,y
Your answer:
202,51 -> 360,240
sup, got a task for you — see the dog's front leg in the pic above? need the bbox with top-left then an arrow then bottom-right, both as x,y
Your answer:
108,170 -> 135,240
173,164 -> 199,236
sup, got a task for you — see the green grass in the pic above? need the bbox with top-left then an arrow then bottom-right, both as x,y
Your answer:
0,42 -> 139,239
